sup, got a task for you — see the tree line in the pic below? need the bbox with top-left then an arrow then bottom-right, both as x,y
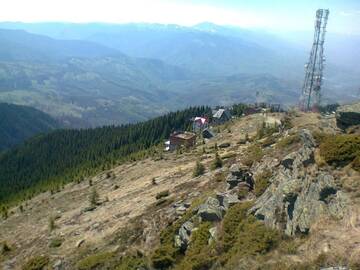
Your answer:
0,106 -> 211,209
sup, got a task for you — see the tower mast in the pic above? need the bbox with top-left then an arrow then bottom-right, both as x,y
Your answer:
300,9 -> 329,111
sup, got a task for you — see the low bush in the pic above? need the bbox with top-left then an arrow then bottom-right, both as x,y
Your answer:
193,161 -> 205,177
237,188 -> 249,200
319,134 -> 360,167
211,153 -> 223,170
151,205 -> 202,269
276,134 -> 301,149
115,253 -> 148,270
49,237 -> 63,248
242,145 -> 264,167
0,241 -> 11,254
151,224 -> 179,269
278,236 -> 304,255
254,169 -> 272,197
220,202 -> 253,253
256,122 -> 279,139
155,190 -> 170,200
219,202 -> 280,266
175,222 -> 216,270
22,255 -> 49,270
77,252 -> 116,270
214,172 -> 226,182
281,115 -> 293,130
48,216 -> 55,232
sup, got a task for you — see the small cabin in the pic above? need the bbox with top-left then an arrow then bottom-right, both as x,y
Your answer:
192,117 -> 209,133
168,131 -> 196,151
212,109 -> 231,125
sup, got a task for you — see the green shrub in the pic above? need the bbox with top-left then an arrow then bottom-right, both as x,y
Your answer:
214,172 -> 225,182
0,241 -> 11,254
220,202 -> 253,252
77,252 -> 116,270
193,161 -> 205,177
257,122 -> 279,139
254,169 -> 272,197
243,145 -> 264,167
219,202 -> 280,265
237,188 -> 249,200
151,206 -> 199,269
48,216 -> 55,232
115,254 -> 148,270
49,237 -> 63,248
276,134 -> 301,149
319,134 -> 360,166
211,153 -> 223,170
22,255 -> 49,270
156,190 -> 170,200
175,222 -> 216,270
278,237 -> 304,255
281,115 -> 293,130
89,188 -> 100,207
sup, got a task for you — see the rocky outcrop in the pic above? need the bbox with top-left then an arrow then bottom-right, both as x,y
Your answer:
175,191 -> 240,250
250,129 -> 349,236
197,197 -> 226,222
336,102 -> 360,129
226,164 -> 254,190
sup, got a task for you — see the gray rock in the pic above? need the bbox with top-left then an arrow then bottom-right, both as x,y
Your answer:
216,192 -> 240,210
219,142 -> 231,148
208,227 -> 218,244
175,221 -> 194,250
53,259 -> 63,270
184,202 -> 192,208
250,129 -> 349,236
226,164 -> 254,190
76,239 -> 85,248
176,205 -> 187,216
336,102 -> 360,129
226,174 -> 241,189
198,197 -> 225,222
320,267 -> 349,270
82,206 -> 96,213
229,164 -> 245,177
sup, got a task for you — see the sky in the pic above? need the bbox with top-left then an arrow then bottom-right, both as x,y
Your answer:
0,0 -> 359,34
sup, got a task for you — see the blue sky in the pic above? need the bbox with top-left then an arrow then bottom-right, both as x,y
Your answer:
0,0 -> 359,34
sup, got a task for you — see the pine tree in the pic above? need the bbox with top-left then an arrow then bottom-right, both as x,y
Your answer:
48,216 -> 55,231
211,152 -> 223,170
89,188 -> 99,207
193,161 -> 205,177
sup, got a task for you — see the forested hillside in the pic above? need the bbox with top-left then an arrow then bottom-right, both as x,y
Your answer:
0,103 -> 60,151
0,106 -> 211,206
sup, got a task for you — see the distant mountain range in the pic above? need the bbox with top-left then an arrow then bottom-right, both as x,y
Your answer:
0,22 -> 358,127
0,103 -> 60,151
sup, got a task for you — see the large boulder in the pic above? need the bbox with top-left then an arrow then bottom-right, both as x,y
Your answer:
216,192 -> 240,210
197,197 -> 225,222
336,102 -> 360,129
226,164 -> 254,190
250,129 -> 349,236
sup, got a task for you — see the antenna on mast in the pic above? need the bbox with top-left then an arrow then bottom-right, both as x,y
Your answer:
300,9 -> 329,111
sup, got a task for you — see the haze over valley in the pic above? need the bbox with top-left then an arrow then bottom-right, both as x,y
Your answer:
0,21 -> 358,127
